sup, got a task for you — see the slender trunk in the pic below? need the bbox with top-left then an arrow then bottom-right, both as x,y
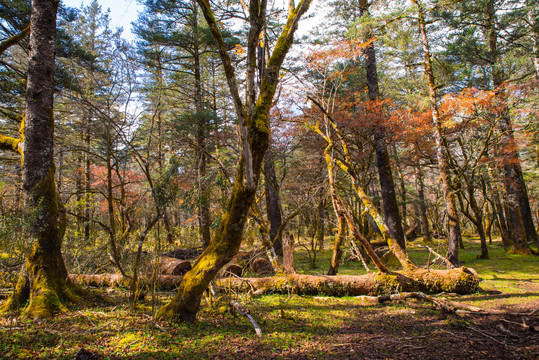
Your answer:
530,1 -> 539,79
106,129 -> 124,274
193,6 -> 211,249
459,178 -> 489,259
360,2 -> 405,249
157,109 -> 174,244
326,143 -> 346,275
316,197 -> 325,250
84,120 -> 91,244
484,173 -> 512,248
264,146 -> 283,254
415,164 -> 431,242
413,0 -> 460,266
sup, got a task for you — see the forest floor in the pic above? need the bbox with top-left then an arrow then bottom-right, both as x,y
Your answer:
0,237 -> 538,359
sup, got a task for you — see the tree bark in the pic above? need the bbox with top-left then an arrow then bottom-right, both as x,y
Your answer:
359,0 -> 406,250
264,145 -> 283,254
193,3 -> 211,249
282,232 -> 296,274
413,0 -> 461,266
2,0 -> 76,319
415,164 -> 431,242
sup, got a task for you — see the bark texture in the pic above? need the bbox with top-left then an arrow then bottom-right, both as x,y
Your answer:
264,146 -> 283,254
414,0 -> 461,266
359,0 -> 405,250
2,0 -> 75,319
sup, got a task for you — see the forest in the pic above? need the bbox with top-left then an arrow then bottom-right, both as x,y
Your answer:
0,0 -> 538,358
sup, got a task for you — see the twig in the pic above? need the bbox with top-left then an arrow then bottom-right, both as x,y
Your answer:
420,245 -> 455,269
500,318 -> 535,331
142,314 -> 166,332
77,311 -> 97,328
230,300 -> 262,338
468,326 -> 505,345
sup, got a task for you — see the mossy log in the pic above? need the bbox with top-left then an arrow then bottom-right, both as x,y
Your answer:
68,274 -> 183,291
215,267 -> 479,296
157,257 -> 192,276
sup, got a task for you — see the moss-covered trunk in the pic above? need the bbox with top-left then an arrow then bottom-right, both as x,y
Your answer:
2,0 -> 74,319
157,0 -> 313,322
217,267 -> 479,296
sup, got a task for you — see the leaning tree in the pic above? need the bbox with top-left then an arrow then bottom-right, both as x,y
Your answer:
156,0 -> 314,322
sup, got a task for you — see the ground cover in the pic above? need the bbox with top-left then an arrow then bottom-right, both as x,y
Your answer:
0,238 -> 537,359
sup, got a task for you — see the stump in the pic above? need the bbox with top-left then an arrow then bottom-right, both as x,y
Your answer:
158,257 -> 192,276
218,263 -> 243,277
250,258 -> 274,275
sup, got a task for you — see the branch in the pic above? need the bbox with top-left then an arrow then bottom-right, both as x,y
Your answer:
0,24 -> 30,57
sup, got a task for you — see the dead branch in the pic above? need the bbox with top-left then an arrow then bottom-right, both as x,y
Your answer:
230,300 -> 262,338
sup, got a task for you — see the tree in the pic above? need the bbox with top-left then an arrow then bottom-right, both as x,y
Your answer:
1,0 -> 78,319
439,0 -> 538,253
156,0 -> 314,322
412,0 -> 462,266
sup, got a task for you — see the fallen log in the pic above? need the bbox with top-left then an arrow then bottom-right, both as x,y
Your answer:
250,258 -> 274,275
157,257 -> 192,276
68,274 -> 183,291
215,267 -> 479,296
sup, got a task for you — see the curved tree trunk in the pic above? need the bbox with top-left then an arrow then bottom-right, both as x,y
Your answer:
2,0 -> 76,319
156,0 -> 313,322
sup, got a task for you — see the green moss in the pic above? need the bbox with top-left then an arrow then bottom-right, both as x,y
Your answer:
24,288 -> 66,319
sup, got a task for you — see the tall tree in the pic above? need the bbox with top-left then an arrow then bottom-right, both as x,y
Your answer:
358,0 -> 406,249
412,0 -> 462,266
1,0 -> 76,319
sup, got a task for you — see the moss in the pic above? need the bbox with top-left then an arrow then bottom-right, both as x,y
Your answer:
24,288 -> 66,320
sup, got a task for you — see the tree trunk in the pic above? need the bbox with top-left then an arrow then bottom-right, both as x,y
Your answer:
530,0 -> 539,80
360,0 -> 405,250
156,0 -> 313,322
415,164 -> 431,242
2,0 -> 76,319
315,196 -> 325,250
282,232 -> 296,274
193,5 -> 211,249
69,273 -> 183,291
413,0 -> 461,266
217,267 -> 479,296
264,145 -> 283,254
84,116 -> 91,244
486,1 -> 536,253
158,257 -> 192,276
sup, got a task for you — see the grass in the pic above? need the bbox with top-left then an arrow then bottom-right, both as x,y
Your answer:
0,237 -> 537,359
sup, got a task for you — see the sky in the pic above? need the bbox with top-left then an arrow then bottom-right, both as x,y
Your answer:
61,0 -> 143,41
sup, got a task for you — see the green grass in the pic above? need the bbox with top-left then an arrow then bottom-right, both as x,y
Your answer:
0,237 -> 537,359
